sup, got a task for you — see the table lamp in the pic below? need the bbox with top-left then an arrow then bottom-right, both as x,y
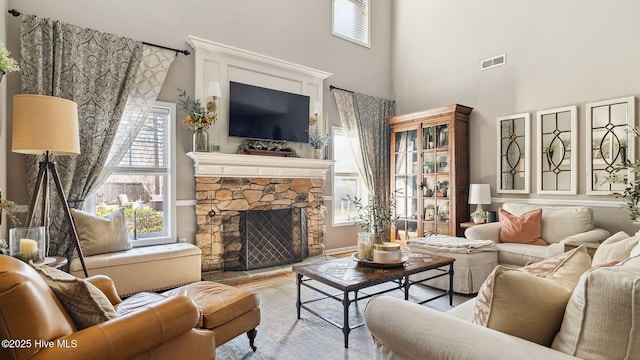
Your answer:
468,184 -> 491,214
12,94 -> 88,276
207,81 -> 222,123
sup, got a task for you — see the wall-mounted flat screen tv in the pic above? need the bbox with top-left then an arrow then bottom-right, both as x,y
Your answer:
228,81 -> 310,143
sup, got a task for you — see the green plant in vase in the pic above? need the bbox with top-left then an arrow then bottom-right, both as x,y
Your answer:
606,127 -> 640,223
345,193 -> 398,245
470,210 -> 487,224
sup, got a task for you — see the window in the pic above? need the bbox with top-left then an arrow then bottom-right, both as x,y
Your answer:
90,102 -> 176,246
332,0 -> 370,48
332,127 -> 368,225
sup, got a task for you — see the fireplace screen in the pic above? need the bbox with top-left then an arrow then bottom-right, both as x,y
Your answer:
224,208 -> 308,271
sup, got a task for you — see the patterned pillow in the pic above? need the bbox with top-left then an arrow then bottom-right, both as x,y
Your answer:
471,246 -> 591,346
592,231 -> 638,267
33,264 -> 117,330
71,208 -> 131,256
499,208 -> 546,245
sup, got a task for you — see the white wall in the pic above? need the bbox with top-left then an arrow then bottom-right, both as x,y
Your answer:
5,0 -> 393,249
391,0 -> 640,234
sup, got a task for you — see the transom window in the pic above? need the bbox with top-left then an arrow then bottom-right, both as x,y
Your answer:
332,0 -> 370,48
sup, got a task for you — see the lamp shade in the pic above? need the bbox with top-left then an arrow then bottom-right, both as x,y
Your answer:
207,81 -> 222,98
468,184 -> 491,205
12,94 -> 80,155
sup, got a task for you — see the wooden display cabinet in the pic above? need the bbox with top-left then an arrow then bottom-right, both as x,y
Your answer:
387,104 -> 472,239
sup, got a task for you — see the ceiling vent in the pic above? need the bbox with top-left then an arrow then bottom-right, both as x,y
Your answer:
480,54 -> 506,71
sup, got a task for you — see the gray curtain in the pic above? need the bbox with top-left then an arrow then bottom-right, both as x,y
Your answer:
332,89 -> 394,205
20,14 -> 142,261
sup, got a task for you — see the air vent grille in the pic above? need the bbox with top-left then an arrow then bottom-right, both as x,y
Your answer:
480,54 -> 506,71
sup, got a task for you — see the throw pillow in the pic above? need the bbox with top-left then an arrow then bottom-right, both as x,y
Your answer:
471,266 -> 571,346
552,256 -> 640,359
591,231 -> 638,267
471,246 -> 591,346
522,245 -> 592,291
32,264 -> 117,330
499,208 -> 546,245
71,208 -> 131,256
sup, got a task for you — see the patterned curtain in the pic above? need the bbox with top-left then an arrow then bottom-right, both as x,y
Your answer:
96,45 -> 176,187
332,89 -> 394,205
20,14 -> 142,262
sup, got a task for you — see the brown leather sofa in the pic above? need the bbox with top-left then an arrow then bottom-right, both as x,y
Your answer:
0,256 -> 215,360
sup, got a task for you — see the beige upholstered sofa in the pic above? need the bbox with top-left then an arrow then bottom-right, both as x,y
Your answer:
365,245 -> 640,359
465,202 -> 610,266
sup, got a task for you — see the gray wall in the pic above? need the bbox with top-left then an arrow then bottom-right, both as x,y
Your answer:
4,0 -> 393,249
391,0 -> 640,235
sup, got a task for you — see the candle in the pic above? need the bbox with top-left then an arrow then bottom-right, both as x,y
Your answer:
324,114 -> 329,134
20,238 -> 38,256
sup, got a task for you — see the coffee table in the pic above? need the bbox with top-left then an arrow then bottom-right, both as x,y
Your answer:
293,253 -> 455,348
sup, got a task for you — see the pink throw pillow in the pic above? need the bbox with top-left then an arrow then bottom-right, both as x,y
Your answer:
499,208 -> 546,245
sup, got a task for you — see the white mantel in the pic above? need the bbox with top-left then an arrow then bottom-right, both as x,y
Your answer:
186,152 -> 333,179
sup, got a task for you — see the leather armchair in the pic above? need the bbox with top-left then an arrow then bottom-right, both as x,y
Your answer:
0,256 -> 215,360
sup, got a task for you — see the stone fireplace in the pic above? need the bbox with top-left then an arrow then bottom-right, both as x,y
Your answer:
188,152 -> 332,272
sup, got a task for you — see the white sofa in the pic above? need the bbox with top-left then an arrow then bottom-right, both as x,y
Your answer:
465,202 -> 610,266
365,252 -> 640,360
70,242 -> 202,297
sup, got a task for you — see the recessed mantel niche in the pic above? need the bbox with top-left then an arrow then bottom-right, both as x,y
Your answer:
185,37 -> 333,272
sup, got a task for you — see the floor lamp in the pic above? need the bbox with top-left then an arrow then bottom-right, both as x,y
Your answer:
11,94 -> 88,277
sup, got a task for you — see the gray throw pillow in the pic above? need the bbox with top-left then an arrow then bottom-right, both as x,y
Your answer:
71,208 -> 131,256
32,264 -> 117,330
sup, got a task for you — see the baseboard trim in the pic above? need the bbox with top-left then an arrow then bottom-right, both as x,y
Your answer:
325,245 -> 357,256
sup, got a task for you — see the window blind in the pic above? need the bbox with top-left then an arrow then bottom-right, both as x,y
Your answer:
333,0 -> 370,47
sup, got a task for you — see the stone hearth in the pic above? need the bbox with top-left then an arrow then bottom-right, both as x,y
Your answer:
188,152 -> 332,272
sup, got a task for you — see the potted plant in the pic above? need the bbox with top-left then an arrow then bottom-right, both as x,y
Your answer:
308,129 -> 329,159
471,210 -> 488,224
424,160 -> 435,173
346,193 -> 398,245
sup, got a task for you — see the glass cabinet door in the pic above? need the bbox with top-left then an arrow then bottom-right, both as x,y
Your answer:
422,124 -> 450,236
394,129 -> 418,240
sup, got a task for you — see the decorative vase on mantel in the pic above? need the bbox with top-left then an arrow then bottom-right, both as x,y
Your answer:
313,148 -> 324,159
193,128 -> 209,152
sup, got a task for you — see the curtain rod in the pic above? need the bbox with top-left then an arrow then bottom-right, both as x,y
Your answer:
8,9 -> 191,56
329,85 -> 354,93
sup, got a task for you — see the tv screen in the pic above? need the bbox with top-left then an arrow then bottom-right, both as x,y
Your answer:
228,81 -> 310,143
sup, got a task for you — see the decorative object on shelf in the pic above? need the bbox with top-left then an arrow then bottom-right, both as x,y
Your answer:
0,43 -> 19,83
308,128 -> 329,159
424,160 -> 435,173
468,184 -> 491,214
424,204 -> 435,220
237,139 -> 298,157
438,180 -> 449,198
177,88 -> 216,152
12,94 -> 88,276
9,226 -> 46,264
346,193 -> 398,245
470,210 -> 488,224
193,128 -> 209,153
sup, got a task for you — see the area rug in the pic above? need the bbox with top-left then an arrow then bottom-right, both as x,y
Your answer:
215,272 -> 470,360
